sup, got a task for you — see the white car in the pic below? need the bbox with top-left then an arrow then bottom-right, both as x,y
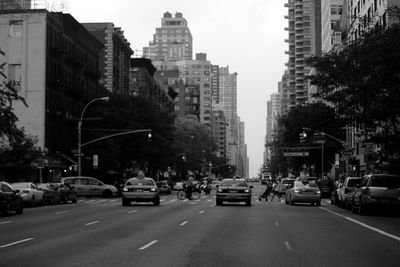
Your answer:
61,176 -> 118,197
337,177 -> 362,209
11,182 -> 45,206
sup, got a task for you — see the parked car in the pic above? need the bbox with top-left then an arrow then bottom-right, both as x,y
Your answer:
122,177 -> 160,206
337,177 -> 362,209
285,180 -> 321,206
0,181 -> 23,215
11,182 -> 45,206
49,182 -> 78,204
37,183 -> 61,205
278,178 -> 295,194
156,181 -> 171,194
352,174 -> 400,215
216,178 -> 253,206
61,176 -> 118,198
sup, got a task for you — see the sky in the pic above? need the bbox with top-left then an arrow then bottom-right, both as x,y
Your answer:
60,0 -> 288,177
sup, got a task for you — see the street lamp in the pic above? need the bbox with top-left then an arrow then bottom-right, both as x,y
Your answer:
301,127 -> 345,179
77,96 -> 109,176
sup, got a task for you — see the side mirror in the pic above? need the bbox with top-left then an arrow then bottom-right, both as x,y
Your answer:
250,185 -> 253,189
216,185 -> 219,188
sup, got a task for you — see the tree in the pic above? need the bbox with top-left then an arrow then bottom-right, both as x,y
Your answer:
269,102 -> 345,177
307,9 -> 400,173
0,48 -> 38,170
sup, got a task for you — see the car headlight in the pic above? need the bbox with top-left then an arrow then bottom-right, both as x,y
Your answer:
150,187 -> 157,192
317,191 -> 321,194
123,187 -> 128,192
294,189 -> 300,193
217,188 -> 222,192
244,189 -> 250,193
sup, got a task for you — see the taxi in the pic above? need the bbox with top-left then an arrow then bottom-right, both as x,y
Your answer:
122,176 -> 160,206
216,178 -> 253,206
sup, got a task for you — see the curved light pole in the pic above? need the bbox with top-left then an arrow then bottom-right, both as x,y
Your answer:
78,97 -> 109,176
302,127 -> 345,179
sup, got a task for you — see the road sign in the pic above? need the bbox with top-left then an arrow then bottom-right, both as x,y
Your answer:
283,152 -> 309,157
37,159 -> 44,169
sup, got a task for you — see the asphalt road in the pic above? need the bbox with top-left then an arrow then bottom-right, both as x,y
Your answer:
0,183 -> 399,267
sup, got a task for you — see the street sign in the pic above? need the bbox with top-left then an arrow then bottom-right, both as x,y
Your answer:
283,152 -> 309,157
37,159 -> 44,169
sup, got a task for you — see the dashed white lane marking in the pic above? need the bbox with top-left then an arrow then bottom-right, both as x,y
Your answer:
199,210 -> 205,214
86,200 -> 95,203
207,199 -> 213,202
0,221 -> 13,225
188,202 -> 197,205
160,199 -> 166,202
275,222 -> 279,227
0,238 -> 34,248
139,240 -> 158,250
85,221 -> 99,226
55,211 -> 69,215
210,204 -> 216,207
320,207 -> 400,243
284,241 -> 293,251
109,199 -> 118,203
97,199 -> 107,203
180,221 -> 188,226
128,210 -> 138,214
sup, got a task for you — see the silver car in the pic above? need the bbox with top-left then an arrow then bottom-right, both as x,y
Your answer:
122,177 -> 160,206
285,181 -> 321,206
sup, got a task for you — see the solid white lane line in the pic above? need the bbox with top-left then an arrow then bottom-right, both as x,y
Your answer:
85,221 -> 99,226
0,238 -> 34,248
320,207 -> 400,242
55,211 -> 69,215
0,221 -> 13,225
180,221 -> 188,226
128,210 -> 138,214
199,210 -> 205,214
139,240 -> 158,250
284,241 -> 293,251
98,199 -> 107,203
275,222 -> 279,227
86,200 -> 95,203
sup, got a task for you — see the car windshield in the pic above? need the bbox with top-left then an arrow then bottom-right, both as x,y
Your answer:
126,178 -> 155,186
282,179 -> 294,184
11,183 -> 30,189
220,180 -> 247,187
347,178 -> 362,187
294,181 -> 318,188
370,175 -> 400,188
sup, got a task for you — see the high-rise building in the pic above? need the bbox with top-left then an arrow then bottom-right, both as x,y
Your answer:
219,66 -> 238,165
83,23 -> 133,94
211,64 -> 220,103
143,12 -> 193,62
211,107 -> 228,159
321,0 -> 343,53
285,0 -> 322,105
0,0 -> 32,10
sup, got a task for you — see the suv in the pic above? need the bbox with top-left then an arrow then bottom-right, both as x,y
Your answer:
61,176 -> 118,198
337,177 -> 362,209
0,181 -> 24,215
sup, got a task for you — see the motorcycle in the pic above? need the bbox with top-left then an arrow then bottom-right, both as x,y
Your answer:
200,184 -> 211,195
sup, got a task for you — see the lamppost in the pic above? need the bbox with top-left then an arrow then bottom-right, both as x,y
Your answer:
77,96 -> 109,176
301,127 -> 345,179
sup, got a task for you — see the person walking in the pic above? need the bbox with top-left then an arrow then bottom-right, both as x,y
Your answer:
270,182 -> 281,202
259,184 -> 271,201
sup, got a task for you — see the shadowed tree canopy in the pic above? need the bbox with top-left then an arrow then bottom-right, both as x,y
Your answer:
307,9 -> 400,171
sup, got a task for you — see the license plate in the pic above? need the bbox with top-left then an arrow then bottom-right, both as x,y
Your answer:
136,189 -> 143,192
230,190 -> 238,193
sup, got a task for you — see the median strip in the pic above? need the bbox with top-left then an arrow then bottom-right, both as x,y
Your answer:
85,221 -> 99,226
1,238 -> 34,248
139,240 -> 158,250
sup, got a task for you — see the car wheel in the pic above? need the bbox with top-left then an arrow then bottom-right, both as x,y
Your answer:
3,203 -> 10,215
15,204 -> 23,214
316,201 -> 321,206
351,200 -> 358,214
216,199 -> 222,206
72,194 -> 78,203
246,199 -> 251,206
153,198 -> 160,206
122,198 -> 130,206
30,196 -> 35,207
102,190 -> 112,198
358,201 -> 368,215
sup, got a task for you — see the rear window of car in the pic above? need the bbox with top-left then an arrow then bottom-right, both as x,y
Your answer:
294,181 -> 318,188
370,176 -> 400,188
11,183 -> 30,189
220,180 -> 247,187
282,179 -> 294,184
347,178 -> 362,187
126,178 -> 155,186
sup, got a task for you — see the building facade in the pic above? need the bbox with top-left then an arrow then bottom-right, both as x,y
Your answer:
83,23 -> 133,94
143,11 -> 193,62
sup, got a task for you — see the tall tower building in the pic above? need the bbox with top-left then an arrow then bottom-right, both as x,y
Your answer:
143,12 -> 193,62
219,66 -> 238,165
285,0 -> 322,105
321,0 -> 343,53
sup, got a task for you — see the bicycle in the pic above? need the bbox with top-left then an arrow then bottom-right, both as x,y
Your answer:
177,185 -> 201,200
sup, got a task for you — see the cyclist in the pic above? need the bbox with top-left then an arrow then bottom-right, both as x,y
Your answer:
185,175 -> 194,200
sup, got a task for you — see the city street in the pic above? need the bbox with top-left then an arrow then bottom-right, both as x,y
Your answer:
0,183 -> 399,267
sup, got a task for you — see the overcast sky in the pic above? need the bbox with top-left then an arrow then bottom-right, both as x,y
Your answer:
61,0 -> 288,177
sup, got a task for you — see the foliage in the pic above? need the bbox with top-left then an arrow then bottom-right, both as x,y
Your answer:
269,102 -> 345,177
307,10 -> 400,171
0,48 -> 38,167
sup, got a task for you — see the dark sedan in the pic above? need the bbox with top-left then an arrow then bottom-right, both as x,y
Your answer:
0,181 -> 24,215
216,178 -> 253,206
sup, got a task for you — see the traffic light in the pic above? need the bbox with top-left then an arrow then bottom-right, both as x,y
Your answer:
299,131 -> 307,143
